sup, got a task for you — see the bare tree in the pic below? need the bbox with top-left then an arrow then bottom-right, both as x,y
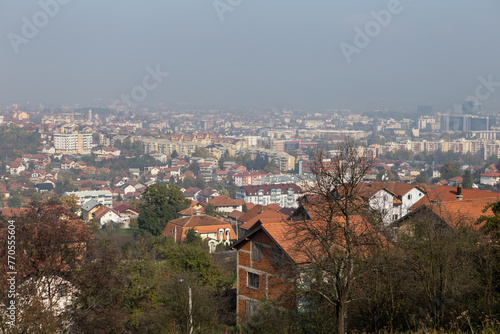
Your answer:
288,140 -> 386,334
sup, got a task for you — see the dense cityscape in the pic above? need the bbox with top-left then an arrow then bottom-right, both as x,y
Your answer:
0,100 -> 500,332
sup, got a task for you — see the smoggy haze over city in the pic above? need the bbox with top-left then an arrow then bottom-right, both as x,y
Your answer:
1,0 -> 499,112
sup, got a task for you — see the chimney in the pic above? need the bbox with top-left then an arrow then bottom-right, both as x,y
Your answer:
457,184 -> 462,196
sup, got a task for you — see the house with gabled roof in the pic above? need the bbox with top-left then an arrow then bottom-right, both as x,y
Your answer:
178,206 -> 205,218
231,221 -> 297,324
92,146 -> 121,158
8,161 -> 26,175
358,182 -> 427,226
92,206 -> 124,227
232,208 -> 386,325
485,163 -> 499,174
480,171 -> 500,186
238,208 -> 288,238
389,192 -> 499,241
81,199 -> 102,221
183,187 -> 202,201
410,185 -> 499,209
198,187 -> 219,202
447,176 -> 463,187
161,214 -> 236,253
208,196 -> 244,214
61,159 -> 75,170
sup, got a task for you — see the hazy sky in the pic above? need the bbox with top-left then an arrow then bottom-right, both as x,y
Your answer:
1,0 -> 499,113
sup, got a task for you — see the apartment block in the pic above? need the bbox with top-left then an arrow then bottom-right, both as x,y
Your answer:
54,133 -> 93,155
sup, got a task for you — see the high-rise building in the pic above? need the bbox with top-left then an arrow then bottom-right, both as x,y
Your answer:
440,115 -> 489,133
54,133 -> 93,155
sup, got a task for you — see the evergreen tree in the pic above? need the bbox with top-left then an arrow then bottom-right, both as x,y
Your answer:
138,184 -> 190,236
463,169 -> 473,189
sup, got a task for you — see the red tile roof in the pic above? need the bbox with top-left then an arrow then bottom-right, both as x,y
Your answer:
430,198 -> 496,229
166,214 -> 232,228
178,207 -> 205,216
208,196 -> 244,207
411,185 -> 499,210
481,172 -> 500,177
228,210 -> 244,219
239,209 -> 288,231
0,208 -> 29,217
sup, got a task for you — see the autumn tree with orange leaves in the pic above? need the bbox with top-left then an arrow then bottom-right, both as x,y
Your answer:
0,199 -> 93,333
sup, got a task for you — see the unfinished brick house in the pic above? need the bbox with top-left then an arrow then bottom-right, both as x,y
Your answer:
232,221 -> 301,324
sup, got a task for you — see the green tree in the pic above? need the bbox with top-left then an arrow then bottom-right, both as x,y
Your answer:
477,200 -> 500,239
8,194 -> 21,208
138,184 -> 190,236
218,150 -> 231,170
188,162 -> 200,174
204,203 -> 217,217
184,228 -> 203,244
195,174 -> 206,189
192,147 -> 212,159
463,169 -> 473,189
68,240 -> 129,333
219,188 -> 230,197
415,173 -> 429,184
440,161 -> 461,180
92,132 -> 100,145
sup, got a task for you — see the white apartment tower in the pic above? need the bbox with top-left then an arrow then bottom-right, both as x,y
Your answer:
54,133 -> 93,155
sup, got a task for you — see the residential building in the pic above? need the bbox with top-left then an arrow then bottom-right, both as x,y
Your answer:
234,171 -> 268,187
92,207 -> 124,227
359,182 -> 427,226
161,215 -> 236,252
236,184 -> 301,208
81,199 -> 102,221
480,172 -> 500,186
54,133 -> 93,155
231,222 -> 297,324
64,190 -> 113,208
208,196 -> 244,214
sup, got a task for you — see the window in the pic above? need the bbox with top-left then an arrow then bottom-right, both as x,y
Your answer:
57,284 -> 67,297
383,194 -> 388,201
252,242 -> 263,262
392,214 -> 398,220
270,247 -> 283,267
248,272 -> 259,289
246,300 -> 258,318
407,194 -> 412,200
